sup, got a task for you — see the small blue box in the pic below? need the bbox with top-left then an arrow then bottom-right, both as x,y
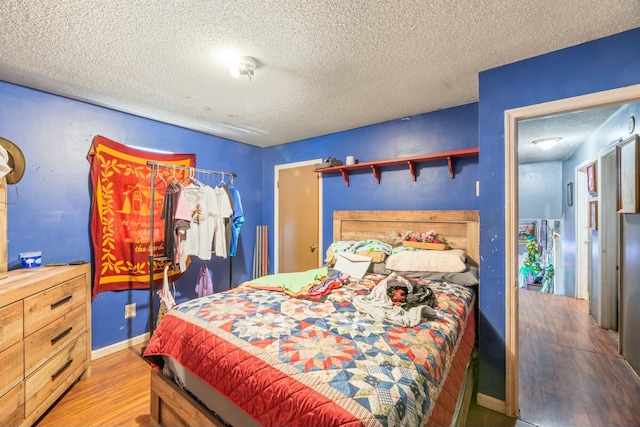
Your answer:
19,251 -> 42,268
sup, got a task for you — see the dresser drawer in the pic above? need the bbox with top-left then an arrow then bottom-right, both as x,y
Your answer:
23,275 -> 85,336
0,300 -> 22,352
25,332 -> 87,416
24,305 -> 86,376
0,341 -> 23,397
0,382 -> 24,427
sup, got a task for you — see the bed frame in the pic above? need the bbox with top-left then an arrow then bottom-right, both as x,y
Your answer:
149,209 -> 479,427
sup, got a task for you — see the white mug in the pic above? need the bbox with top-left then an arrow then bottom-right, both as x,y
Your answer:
346,155 -> 355,165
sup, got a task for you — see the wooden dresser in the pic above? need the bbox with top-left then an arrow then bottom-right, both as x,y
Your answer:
0,264 -> 92,427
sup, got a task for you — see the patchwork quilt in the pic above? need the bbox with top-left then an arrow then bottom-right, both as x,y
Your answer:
144,274 -> 475,427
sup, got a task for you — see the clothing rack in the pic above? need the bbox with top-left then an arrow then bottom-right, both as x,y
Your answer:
147,160 -> 237,335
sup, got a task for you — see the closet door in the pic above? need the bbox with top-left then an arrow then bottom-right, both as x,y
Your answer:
277,165 -> 319,273
620,213 -> 640,375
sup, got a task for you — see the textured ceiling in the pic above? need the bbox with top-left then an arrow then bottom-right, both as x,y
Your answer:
518,106 -> 624,164
1,1 -> 639,149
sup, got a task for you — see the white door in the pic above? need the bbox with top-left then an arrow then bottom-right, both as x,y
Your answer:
598,150 -> 619,330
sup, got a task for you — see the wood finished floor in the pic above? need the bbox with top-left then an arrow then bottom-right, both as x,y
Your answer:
34,289 -> 640,427
518,288 -> 640,427
34,344 -> 151,427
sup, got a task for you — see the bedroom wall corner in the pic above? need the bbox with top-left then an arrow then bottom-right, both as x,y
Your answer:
477,27 -> 640,404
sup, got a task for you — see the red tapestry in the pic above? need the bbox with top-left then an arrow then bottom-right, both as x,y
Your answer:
88,135 -> 196,298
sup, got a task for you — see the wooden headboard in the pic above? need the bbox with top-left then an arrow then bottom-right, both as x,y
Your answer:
333,210 -> 479,267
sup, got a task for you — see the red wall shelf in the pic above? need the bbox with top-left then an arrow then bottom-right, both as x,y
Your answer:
314,147 -> 479,186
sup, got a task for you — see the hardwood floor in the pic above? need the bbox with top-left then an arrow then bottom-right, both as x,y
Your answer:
519,288 -> 640,427
35,344 -> 151,427
34,290 -> 640,427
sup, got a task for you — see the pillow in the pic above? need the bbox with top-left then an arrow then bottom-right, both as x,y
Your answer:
325,245 -> 335,263
325,241 -> 357,263
325,245 -> 387,264
372,263 -> 479,286
355,250 -> 387,263
325,241 -> 389,264
385,249 -> 467,273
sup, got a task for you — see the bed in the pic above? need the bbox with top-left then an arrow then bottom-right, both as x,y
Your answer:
143,210 -> 479,427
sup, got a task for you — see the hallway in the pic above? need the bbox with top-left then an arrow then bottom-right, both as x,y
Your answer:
519,289 -> 640,427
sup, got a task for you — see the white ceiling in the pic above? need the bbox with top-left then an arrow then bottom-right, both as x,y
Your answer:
518,106 -> 623,164
1,1 -> 639,149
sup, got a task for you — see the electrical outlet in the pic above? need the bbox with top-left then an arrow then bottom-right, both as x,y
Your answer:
125,303 -> 136,319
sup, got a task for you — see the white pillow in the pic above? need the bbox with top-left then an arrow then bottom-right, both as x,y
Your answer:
385,249 -> 467,273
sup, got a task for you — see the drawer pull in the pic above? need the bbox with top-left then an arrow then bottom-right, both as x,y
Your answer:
51,359 -> 73,381
51,327 -> 73,345
51,295 -> 73,309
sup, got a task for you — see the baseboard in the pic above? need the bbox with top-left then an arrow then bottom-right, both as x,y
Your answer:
91,332 -> 150,360
476,392 -> 506,414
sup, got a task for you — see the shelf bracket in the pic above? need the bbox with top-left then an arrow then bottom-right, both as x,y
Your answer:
447,156 -> 454,178
407,161 -> 417,181
371,165 -> 381,184
314,148 -> 478,185
340,168 -> 350,186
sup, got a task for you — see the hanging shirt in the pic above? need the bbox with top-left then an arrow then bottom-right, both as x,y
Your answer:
162,182 -> 191,268
173,184 -> 191,267
195,264 -> 214,298
161,182 -> 180,262
211,186 -> 234,258
228,185 -> 244,257
179,184 -> 217,271
220,184 -> 234,255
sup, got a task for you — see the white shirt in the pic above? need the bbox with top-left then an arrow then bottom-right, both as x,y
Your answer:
179,184 -> 216,270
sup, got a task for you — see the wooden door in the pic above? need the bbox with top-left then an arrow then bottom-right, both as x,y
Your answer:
277,165 -> 319,273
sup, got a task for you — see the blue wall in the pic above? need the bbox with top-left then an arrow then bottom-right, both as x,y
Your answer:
478,27 -> 640,399
0,82 -> 263,350
262,104 -> 480,252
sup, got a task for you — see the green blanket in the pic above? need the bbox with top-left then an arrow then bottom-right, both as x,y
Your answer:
247,267 -> 328,293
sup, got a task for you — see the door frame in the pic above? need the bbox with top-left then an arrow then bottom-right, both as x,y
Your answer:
274,159 -> 323,274
575,161 -> 590,301
504,83 -> 640,418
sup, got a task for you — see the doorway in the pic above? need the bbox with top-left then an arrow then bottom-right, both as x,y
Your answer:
575,164 -> 590,301
274,159 -> 323,274
504,84 -> 640,418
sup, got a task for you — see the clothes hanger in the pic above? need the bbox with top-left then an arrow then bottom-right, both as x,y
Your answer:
180,167 -> 191,186
154,169 -> 168,188
191,168 -> 206,188
182,167 -> 203,187
169,165 -> 179,184
217,171 -> 226,187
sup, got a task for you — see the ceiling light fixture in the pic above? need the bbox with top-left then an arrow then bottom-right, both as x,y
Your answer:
532,137 -> 561,150
230,56 -> 256,81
